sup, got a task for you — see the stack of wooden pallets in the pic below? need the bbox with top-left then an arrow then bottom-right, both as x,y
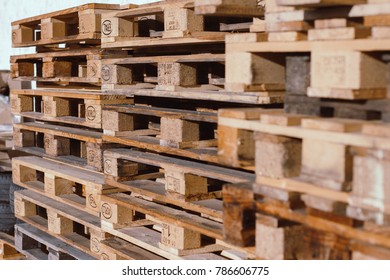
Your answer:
10,3 -> 133,260
220,0 -> 390,260
8,0 -> 283,260
95,0 -> 280,260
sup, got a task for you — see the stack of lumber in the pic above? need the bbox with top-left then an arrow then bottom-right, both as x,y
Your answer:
220,0 -> 390,260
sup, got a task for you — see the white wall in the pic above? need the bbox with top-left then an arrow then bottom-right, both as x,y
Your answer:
0,0 -> 152,70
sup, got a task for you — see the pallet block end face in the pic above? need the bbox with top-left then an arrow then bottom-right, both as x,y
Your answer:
87,59 -> 102,79
102,110 -> 135,132
256,220 -> 304,260
160,223 -> 202,250
286,55 -> 311,95
255,133 -> 302,178
40,21 -> 67,40
162,7 -> 204,38
226,52 -> 285,91
47,210 -> 74,235
104,156 -> 139,178
12,26 -> 34,45
157,62 -> 197,87
217,125 -> 255,166
42,61 -> 72,78
44,134 -> 70,157
301,138 -> 352,188
160,117 -> 200,143
165,170 -> 208,197
14,195 -> 37,218
85,104 -> 102,126
101,16 -> 134,39
86,143 -> 104,172
44,174 -> 74,197
100,199 -> 134,226
311,50 -> 387,91
352,154 -> 390,204
10,94 -> 33,113
79,13 -> 101,34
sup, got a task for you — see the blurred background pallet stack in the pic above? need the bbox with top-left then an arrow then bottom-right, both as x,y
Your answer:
220,0 -> 390,260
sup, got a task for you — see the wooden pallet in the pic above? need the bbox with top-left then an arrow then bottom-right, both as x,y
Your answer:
225,34 -> 389,99
0,232 -> 25,260
100,228 -> 245,260
100,193 -> 254,259
284,54 -> 390,121
15,223 -> 96,260
102,53 -> 225,91
218,109 -> 390,218
13,122 -> 122,172
14,189 -> 107,258
103,148 -> 254,204
11,3 -> 123,47
10,48 -> 125,88
101,0 -> 241,49
12,156 -> 123,216
10,89 -> 133,129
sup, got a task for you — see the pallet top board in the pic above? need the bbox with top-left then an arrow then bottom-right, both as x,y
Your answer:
103,53 -> 225,65
103,104 -> 218,123
14,122 -> 103,143
105,88 -> 284,104
13,156 -> 104,186
104,193 -> 223,240
218,111 -> 390,150
105,148 -> 255,183
226,37 -> 390,52
10,48 -> 108,62
276,0 -> 366,8
15,223 -> 96,260
194,0 -> 265,17
10,88 -> 130,101
12,4 -> 123,25
102,36 -> 226,49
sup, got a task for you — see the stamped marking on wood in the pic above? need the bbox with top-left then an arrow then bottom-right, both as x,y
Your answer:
86,106 -> 97,121
101,253 -> 109,260
104,159 -> 112,174
101,65 -> 111,81
91,238 -> 101,253
102,20 -> 113,35
89,62 -> 98,77
88,194 -> 98,209
101,203 -> 112,219
12,32 -> 16,42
